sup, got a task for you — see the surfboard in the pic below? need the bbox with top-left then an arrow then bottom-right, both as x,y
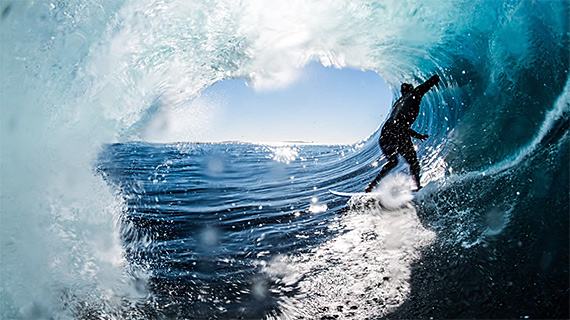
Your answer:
329,190 -> 376,198
329,189 -> 419,198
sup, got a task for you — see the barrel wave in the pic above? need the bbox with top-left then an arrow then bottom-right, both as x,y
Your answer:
1,0 -> 568,319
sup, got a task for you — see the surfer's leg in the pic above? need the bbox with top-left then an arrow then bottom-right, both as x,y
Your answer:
365,153 -> 398,192
401,139 -> 421,190
366,128 -> 398,192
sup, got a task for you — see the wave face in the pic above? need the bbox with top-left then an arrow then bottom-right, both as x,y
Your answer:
1,0 -> 568,319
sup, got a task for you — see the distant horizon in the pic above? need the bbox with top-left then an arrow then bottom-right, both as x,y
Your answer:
140,62 -> 393,145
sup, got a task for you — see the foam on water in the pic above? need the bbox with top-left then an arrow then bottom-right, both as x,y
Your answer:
261,196 -> 435,319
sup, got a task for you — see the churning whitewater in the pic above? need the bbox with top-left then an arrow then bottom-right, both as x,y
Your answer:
1,0 -> 568,319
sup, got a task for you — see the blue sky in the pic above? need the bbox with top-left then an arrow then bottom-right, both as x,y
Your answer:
144,62 -> 393,144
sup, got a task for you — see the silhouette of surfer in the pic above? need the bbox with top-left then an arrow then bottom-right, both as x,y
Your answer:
365,74 -> 440,192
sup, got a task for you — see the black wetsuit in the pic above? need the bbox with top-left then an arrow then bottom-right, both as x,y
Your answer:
366,74 -> 439,191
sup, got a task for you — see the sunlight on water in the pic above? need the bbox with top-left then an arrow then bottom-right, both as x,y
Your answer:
263,197 -> 435,319
309,197 -> 328,213
269,146 -> 299,164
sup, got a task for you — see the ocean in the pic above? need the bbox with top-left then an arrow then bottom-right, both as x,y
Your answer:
1,0 -> 568,319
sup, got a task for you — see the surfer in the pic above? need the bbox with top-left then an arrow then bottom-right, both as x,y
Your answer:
365,74 -> 440,192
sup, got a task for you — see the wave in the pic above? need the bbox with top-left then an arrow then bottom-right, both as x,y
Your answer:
1,0 -> 568,318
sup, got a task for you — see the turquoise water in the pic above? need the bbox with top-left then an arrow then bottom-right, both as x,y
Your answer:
1,0 -> 568,318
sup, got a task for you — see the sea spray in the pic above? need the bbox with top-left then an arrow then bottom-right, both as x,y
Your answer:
1,1 -> 144,318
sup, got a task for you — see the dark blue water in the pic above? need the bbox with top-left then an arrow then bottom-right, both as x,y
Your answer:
98,142 -> 380,318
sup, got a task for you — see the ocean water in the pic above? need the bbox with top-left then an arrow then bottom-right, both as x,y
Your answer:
1,0 -> 569,319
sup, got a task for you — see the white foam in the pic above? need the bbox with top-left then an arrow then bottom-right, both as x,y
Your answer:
484,78 -> 570,176
261,196 -> 435,318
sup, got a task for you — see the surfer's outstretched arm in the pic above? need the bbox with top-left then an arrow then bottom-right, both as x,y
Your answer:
414,74 -> 440,96
409,129 -> 428,141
